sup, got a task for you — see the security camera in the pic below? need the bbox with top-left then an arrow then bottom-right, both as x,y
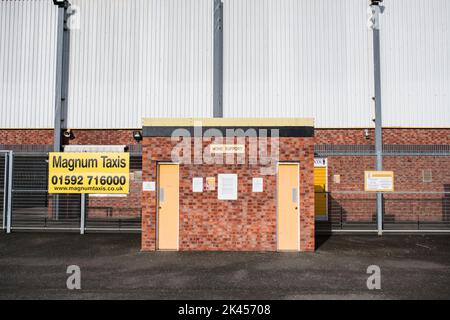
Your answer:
63,129 -> 73,139
133,131 -> 143,142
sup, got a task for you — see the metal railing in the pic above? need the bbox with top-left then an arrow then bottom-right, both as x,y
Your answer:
3,148 -> 450,234
0,152 -> 6,230
316,191 -> 450,233
0,151 -> 13,233
315,144 -> 450,156
2,151 -> 142,233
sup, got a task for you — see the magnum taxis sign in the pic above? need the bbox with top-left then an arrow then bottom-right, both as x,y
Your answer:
48,152 -> 129,194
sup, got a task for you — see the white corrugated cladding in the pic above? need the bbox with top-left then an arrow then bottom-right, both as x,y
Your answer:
222,0 -> 374,128
0,0 -> 57,128
381,0 -> 450,127
223,0 -> 450,128
1,0 -> 449,129
66,0 -> 213,129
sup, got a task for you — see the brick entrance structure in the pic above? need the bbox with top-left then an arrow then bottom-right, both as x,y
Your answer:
140,118 -> 315,252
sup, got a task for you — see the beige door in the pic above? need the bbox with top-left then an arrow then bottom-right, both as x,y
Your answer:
277,163 -> 300,251
157,163 -> 179,250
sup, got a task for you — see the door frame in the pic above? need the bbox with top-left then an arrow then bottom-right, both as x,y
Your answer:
276,162 -> 300,252
314,158 -> 329,221
156,161 -> 180,251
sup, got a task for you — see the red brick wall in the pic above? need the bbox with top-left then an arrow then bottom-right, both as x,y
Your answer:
2,128 -> 448,228
324,156 -> 450,224
87,175 -> 142,219
2,128 -> 449,146
312,128 -> 450,225
0,129 -> 141,223
0,129 -> 53,144
0,129 -> 139,146
141,136 -> 315,252
316,128 -> 450,145
63,129 -> 138,145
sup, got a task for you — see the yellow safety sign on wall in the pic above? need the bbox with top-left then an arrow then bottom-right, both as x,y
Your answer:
364,171 -> 394,192
48,152 -> 129,194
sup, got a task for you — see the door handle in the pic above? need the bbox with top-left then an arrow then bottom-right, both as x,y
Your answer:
158,206 -> 162,210
294,207 -> 298,210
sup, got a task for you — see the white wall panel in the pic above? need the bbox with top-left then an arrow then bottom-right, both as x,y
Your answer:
223,0 -> 374,128
0,0 -> 57,128
381,0 -> 450,127
1,0 -> 449,129
67,0 -> 213,129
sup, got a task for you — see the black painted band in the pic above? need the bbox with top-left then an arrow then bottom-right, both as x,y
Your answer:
143,126 -> 314,137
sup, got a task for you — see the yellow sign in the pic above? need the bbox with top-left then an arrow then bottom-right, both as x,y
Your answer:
48,152 -> 129,194
364,171 -> 394,192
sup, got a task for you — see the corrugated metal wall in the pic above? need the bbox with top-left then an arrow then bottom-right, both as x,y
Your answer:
1,0 -> 449,129
223,0 -> 450,128
66,0 -> 213,129
0,0 -> 57,128
223,0 -> 374,128
381,0 -> 450,127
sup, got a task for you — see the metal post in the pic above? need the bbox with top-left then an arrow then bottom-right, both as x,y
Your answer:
53,2 -> 70,221
2,154 -> 7,230
54,6 -> 65,152
213,0 -> 223,117
369,1 -> 384,235
80,194 -> 86,234
6,152 -> 13,234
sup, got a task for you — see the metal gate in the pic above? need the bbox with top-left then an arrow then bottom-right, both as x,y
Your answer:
315,144 -> 450,234
12,154 -> 81,231
1,150 -> 141,233
0,151 -> 12,233
84,156 -> 142,232
315,191 -> 450,233
0,152 -> 4,230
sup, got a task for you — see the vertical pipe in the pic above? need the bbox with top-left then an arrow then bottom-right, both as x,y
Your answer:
80,194 -> 85,234
6,152 -> 13,233
213,0 -> 223,117
371,4 -> 383,235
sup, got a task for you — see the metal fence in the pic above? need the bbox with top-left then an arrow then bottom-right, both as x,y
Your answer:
84,156 -> 142,232
316,191 -> 450,233
2,147 -> 450,234
315,144 -> 450,233
1,151 -> 142,233
1,151 -> 12,232
1,152 -> 6,230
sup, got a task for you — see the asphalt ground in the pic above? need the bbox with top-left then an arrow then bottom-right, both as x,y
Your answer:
0,233 -> 449,299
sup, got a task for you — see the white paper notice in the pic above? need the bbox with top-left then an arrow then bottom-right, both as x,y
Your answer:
218,174 -> 238,200
142,181 -> 155,191
252,177 -> 263,192
364,171 -> 394,192
192,177 -> 203,192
